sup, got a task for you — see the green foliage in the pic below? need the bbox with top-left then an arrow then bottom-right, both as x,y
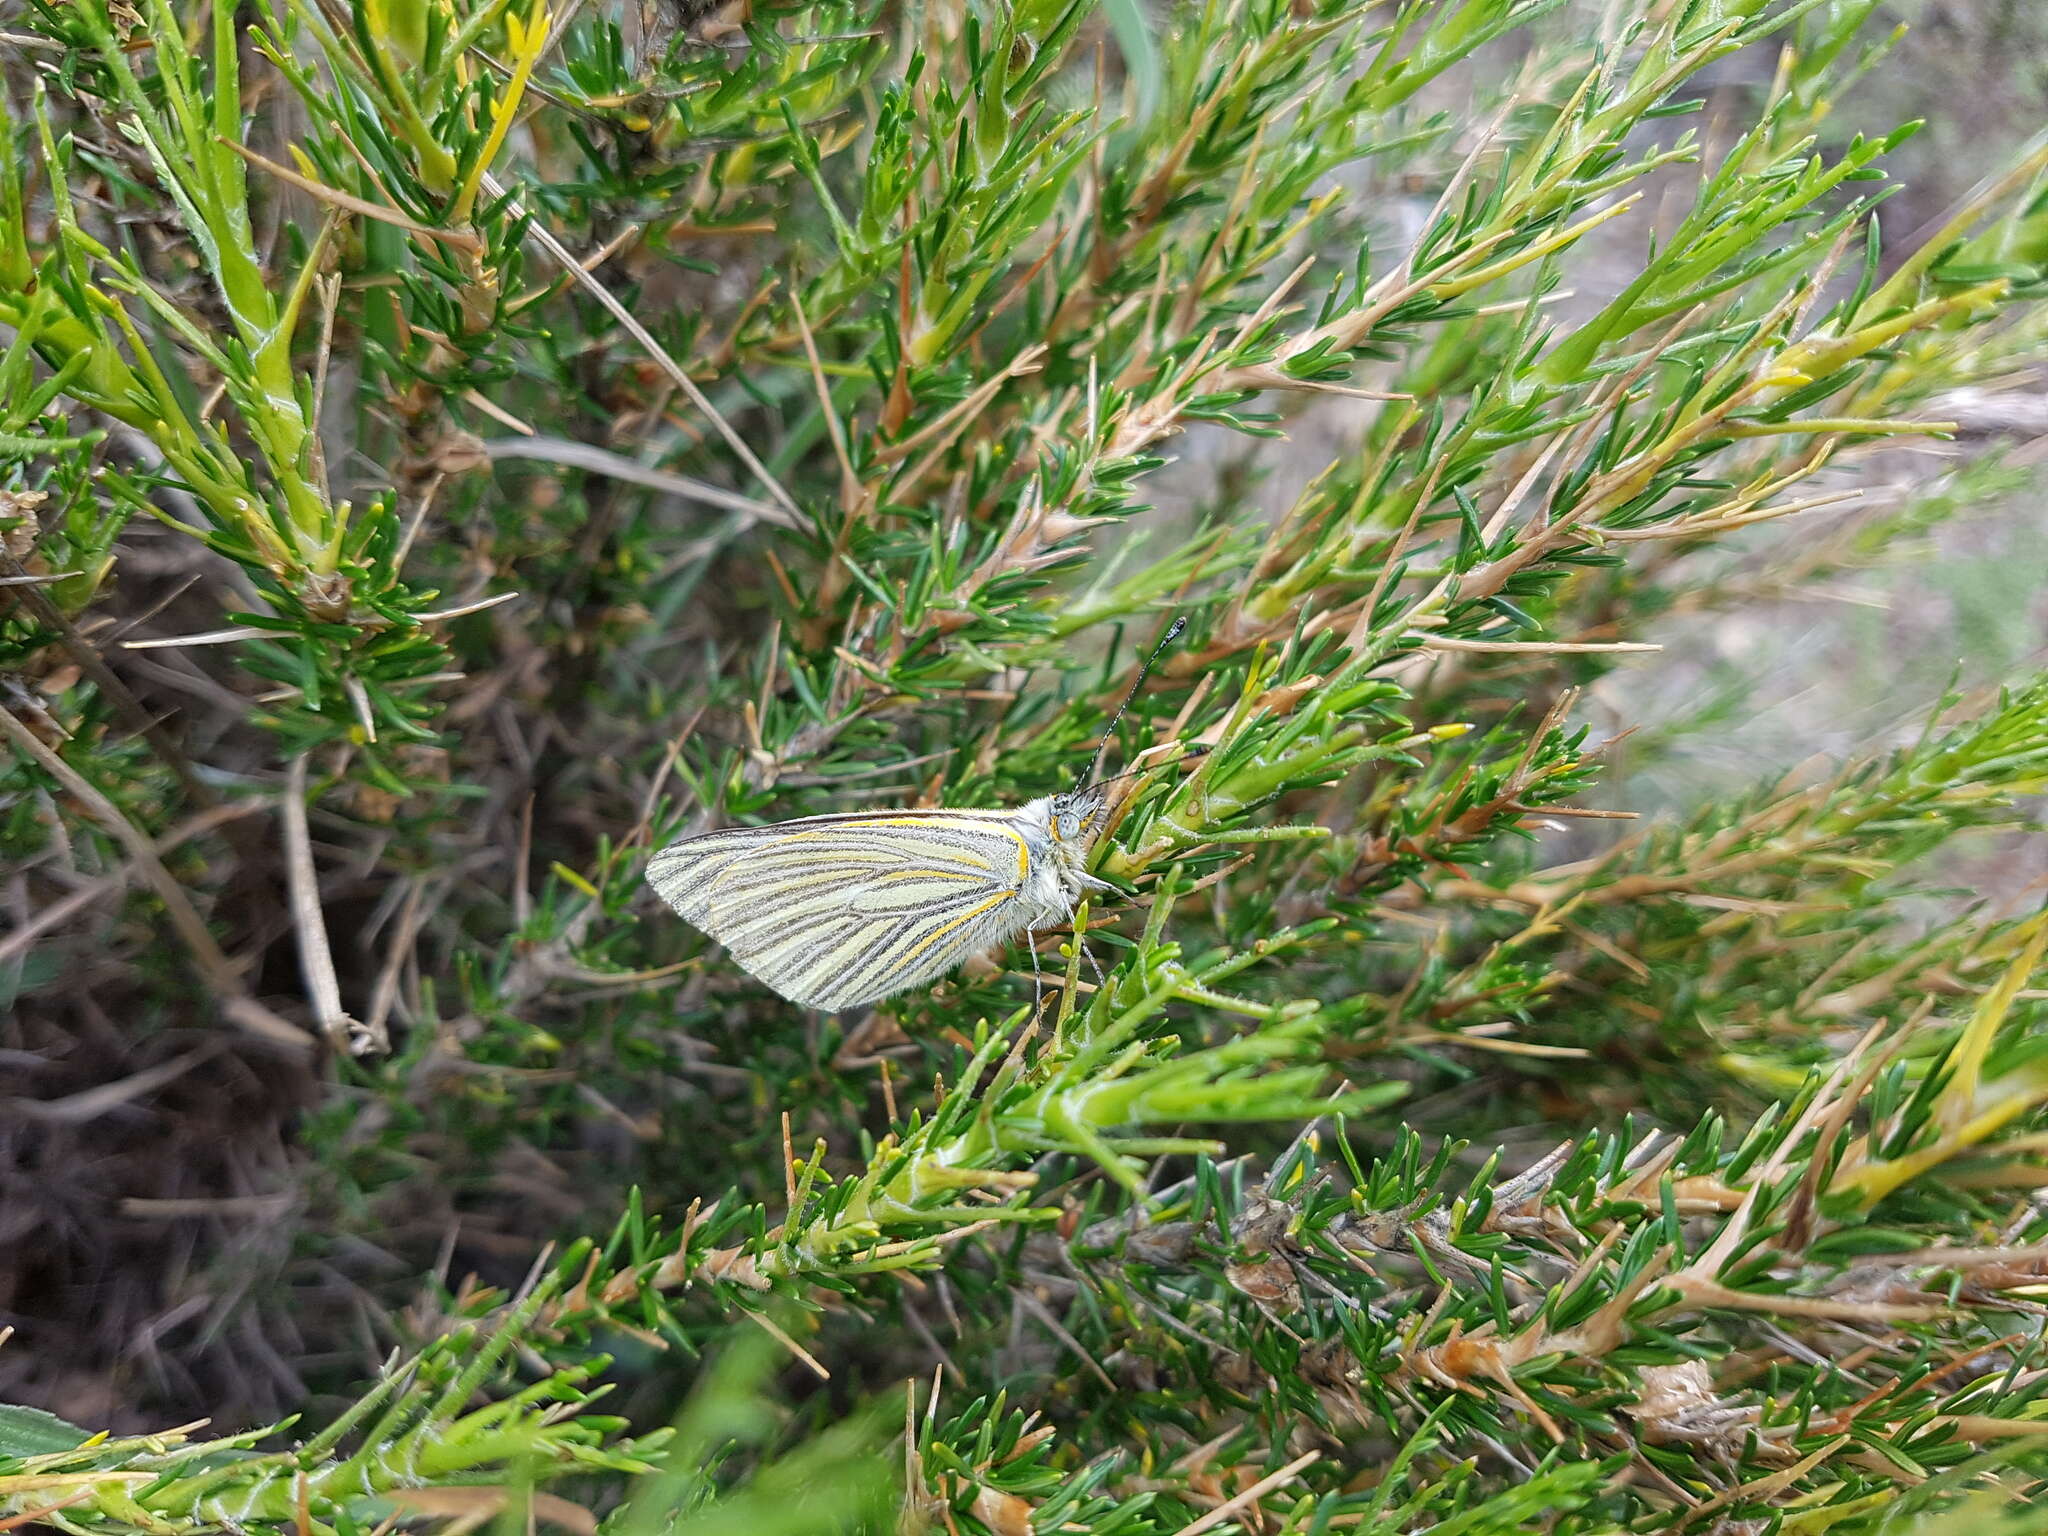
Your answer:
6,0 -> 2048,1531
0,1283 -> 661,1534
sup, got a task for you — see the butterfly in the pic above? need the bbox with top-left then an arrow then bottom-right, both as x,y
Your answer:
646,619 -> 1184,1011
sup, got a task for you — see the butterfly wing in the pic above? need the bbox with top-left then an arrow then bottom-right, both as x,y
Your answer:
646,811 -> 1042,1010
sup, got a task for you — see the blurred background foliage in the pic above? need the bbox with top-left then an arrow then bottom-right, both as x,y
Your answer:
5,0 -> 2048,1531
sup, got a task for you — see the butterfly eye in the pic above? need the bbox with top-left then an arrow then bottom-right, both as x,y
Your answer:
1057,811 -> 1080,839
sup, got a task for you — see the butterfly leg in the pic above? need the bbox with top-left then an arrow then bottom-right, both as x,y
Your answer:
1080,928 -> 1106,992
1027,928 -> 1044,1020
1064,901 -> 1106,996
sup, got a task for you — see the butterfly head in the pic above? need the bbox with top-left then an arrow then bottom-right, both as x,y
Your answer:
1047,787 -> 1107,846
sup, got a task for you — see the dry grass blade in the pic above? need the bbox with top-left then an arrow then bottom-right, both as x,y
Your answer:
282,753 -> 375,1054
222,139 -> 487,254
481,436 -> 796,524
1170,1450 -> 1322,1536
481,170 -> 802,521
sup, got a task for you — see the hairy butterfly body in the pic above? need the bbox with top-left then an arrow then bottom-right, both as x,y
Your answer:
646,617 -> 1183,1012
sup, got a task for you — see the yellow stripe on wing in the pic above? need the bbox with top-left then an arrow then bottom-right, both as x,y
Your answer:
890,891 -> 1017,967
782,816 -> 1027,879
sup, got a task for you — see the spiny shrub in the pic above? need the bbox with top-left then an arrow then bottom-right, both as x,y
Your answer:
5,1 -> 2048,1532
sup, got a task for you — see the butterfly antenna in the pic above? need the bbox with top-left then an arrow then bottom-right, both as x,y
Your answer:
1080,615 -> 1188,790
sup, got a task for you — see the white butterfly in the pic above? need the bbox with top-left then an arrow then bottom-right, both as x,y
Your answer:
647,619 -> 1183,1011
645,791 -> 1113,1011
